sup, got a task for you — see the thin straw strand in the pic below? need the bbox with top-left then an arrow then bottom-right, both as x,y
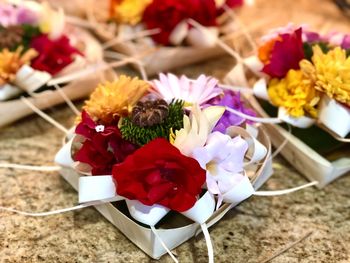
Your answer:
21,97 -> 69,134
54,84 -> 80,115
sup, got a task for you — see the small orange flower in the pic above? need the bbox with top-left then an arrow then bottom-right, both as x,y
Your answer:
83,75 -> 150,124
258,37 -> 280,64
0,46 -> 37,85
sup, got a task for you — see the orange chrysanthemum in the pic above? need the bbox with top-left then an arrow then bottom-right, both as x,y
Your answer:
258,37 -> 280,64
0,46 -> 37,85
83,75 -> 150,124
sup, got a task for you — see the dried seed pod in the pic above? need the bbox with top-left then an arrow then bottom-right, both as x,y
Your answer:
0,26 -> 24,49
131,99 -> 169,127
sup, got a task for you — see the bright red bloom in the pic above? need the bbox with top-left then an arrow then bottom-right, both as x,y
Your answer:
30,34 -> 82,75
225,0 -> 244,8
142,0 -> 217,45
74,111 -> 137,175
261,28 -> 305,78
112,138 -> 206,212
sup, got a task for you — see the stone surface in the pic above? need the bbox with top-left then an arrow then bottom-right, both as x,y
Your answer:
1,0 -> 350,262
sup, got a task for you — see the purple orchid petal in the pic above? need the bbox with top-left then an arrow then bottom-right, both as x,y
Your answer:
207,90 -> 256,133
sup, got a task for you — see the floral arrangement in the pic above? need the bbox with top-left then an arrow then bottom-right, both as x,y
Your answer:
253,24 -> 350,138
108,0 -> 243,46
71,73 -> 268,224
0,1 -> 84,101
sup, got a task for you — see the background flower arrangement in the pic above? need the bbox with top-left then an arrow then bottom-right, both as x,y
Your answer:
0,1 -> 81,100
0,1 -> 107,128
224,23 -> 350,188
253,24 -> 350,138
85,0 -> 247,75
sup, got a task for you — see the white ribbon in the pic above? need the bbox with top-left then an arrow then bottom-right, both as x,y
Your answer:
79,175 -> 119,203
225,107 -> 282,124
0,65 -> 52,101
14,65 -> 52,93
318,95 -> 350,139
277,107 -> 315,128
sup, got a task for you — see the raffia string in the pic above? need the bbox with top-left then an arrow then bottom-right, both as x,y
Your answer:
225,107 -> 282,123
0,163 -> 61,171
222,4 -> 257,53
53,84 -> 80,115
102,28 -> 161,50
150,226 -> 179,263
21,97 -> 69,134
259,231 -> 313,263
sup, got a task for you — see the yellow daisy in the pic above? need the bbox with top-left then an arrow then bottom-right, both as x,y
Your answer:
0,46 -> 37,85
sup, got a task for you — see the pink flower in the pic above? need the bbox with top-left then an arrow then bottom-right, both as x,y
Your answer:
0,4 -> 18,27
151,73 -> 223,105
0,4 -> 38,27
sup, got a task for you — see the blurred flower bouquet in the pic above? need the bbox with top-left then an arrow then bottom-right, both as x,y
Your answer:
87,0 -> 247,75
55,73 -> 272,259
225,24 -> 350,187
0,1 -> 105,127
255,25 -> 350,138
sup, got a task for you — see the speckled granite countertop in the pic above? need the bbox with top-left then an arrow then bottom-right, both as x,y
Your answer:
1,0 -> 350,262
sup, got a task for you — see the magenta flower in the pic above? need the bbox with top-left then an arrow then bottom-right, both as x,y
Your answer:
342,35 -> 350,49
17,7 -> 38,25
0,4 -> 18,27
262,28 -> 305,78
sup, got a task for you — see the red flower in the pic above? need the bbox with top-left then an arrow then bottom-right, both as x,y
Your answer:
74,111 -> 137,175
30,34 -> 82,75
142,0 -> 217,45
112,138 -> 206,212
261,28 -> 305,78
225,0 -> 244,8
189,0 -> 217,27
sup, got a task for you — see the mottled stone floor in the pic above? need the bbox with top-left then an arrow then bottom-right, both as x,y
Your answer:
1,0 -> 350,262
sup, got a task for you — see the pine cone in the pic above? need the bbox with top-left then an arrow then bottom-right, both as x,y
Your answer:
0,26 -> 24,50
131,99 -> 169,127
